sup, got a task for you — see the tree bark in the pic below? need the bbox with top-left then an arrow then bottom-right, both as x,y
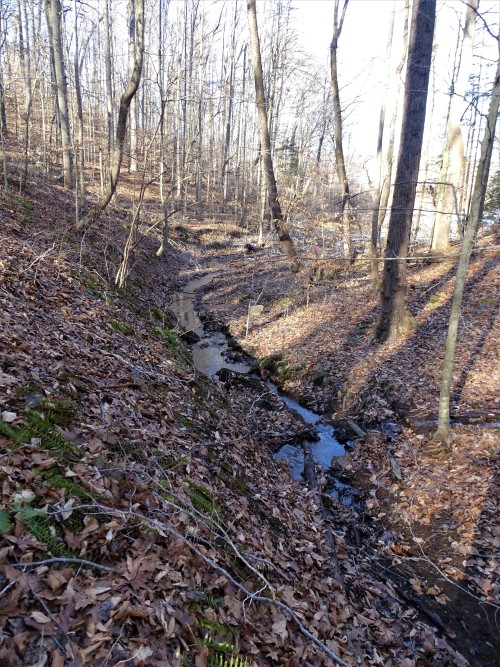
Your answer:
377,0 -> 410,238
44,0 -> 74,190
376,0 -> 436,343
246,0 -> 301,273
330,0 -> 351,259
370,2 -> 395,281
78,0 -> 144,229
434,35 -> 500,442
431,0 -> 478,253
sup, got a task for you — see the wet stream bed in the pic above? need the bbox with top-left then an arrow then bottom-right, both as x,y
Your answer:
171,268 -> 500,666
171,270 -> 360,507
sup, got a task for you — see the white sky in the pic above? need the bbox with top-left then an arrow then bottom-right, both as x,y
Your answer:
292,0 -> 500,178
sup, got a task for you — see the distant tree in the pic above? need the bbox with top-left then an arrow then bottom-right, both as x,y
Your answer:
246,0 -> 301,273
78,0 -> 144,229
377,0 -> 410,238
434,33 -> 500,442
369,1 -> 395,281
44,0 -> 74,189
431,0 -> 478,254
330,0 -> 351,259
484,169 -> 500,214
376,0 -> 436,342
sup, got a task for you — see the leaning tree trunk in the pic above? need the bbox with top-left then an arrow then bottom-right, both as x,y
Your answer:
330,0 -> 351,259
434,37 -> 500,442
44,0 -> 74,190
376,0 -> 436,342
246,0 -> 301,273
78,0 -> 144,229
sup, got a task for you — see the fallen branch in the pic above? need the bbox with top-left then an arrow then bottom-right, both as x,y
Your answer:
13,557 -> 121,575
346,419 -> 366,438
58,503 -> 349,666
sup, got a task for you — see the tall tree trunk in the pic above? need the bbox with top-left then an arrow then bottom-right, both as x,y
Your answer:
378,0 -> 410,238
128,0 -> 138,173
78,0 -> 144,228
330,0 -> 351,259
246,0 -> 301,273
370,2 -> 395,281
103,0 -> 114,160
376,0 -> 436,342
434,36 -> 500,442
44,0 -> 74,189
431,0 -> 478,253
73,0 -> 86,218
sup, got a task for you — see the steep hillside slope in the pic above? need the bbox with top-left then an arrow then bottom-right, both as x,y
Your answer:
0,180 -> 484,666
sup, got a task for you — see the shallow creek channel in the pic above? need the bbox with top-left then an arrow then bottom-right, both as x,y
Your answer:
172,270 -> 500,665
171,270 -> 357,505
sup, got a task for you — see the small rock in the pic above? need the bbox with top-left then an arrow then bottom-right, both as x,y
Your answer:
1,411 -> 17,423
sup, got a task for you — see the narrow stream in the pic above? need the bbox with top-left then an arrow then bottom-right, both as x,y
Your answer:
171,271 -> 357,505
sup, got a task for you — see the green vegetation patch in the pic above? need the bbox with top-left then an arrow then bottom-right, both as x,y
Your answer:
0,411 -> 78,459
150,306 -> 175,328
258,353 -> 304,382
110,319 -> 136,336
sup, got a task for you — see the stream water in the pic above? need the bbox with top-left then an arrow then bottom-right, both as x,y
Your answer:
171,271 -> 356,504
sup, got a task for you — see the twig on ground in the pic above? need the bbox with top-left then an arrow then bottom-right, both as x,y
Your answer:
57,502 -> 349,666
14,557 -> 121,575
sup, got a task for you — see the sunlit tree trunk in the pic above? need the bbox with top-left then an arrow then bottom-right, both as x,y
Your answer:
378,0 -> 410,238
73,0 -> 86,218
370,2 -> 395,281
330,0 -> 351,259
435,36 -> 500,442
246,0 -> 301,272
377,0 -> 436,342
431,0 -> 478,253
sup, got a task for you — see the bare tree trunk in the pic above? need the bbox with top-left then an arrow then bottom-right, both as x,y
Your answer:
246,0 -> 301,273
73,0 -> 85,219
330,0 -> 351,259
102,0 -> 114,161
370,2 -> 395,281
376,0 -> 436,343
431,0 -> 478,253
435,36 -> 500,442
44,0 -> 73,189
128,0 -> 138,173
78,0 -> 144,228
378,0 -> 410,237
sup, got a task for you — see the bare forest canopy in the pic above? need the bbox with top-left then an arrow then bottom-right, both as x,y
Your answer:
0,0 -> 498,245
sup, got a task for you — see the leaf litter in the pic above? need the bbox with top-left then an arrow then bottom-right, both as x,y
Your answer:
0,179 -> 498,666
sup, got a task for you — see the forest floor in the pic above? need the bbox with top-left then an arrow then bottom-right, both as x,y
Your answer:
0,176 -> 498,667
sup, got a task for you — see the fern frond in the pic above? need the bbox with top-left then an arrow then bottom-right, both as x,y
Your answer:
207,654 -> 250,667
26,411 -> 77,458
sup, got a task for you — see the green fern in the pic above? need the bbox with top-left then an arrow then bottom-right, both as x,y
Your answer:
25,411 -> 77,458
199,637 -> 237,654
207,655 -> 250,667
39,469 -> 93,499
196,590 -> 225,609
23,514 -> 75,557
0,422 -> 32,448
185,483 -> 217,517
38,399 -> 76,426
